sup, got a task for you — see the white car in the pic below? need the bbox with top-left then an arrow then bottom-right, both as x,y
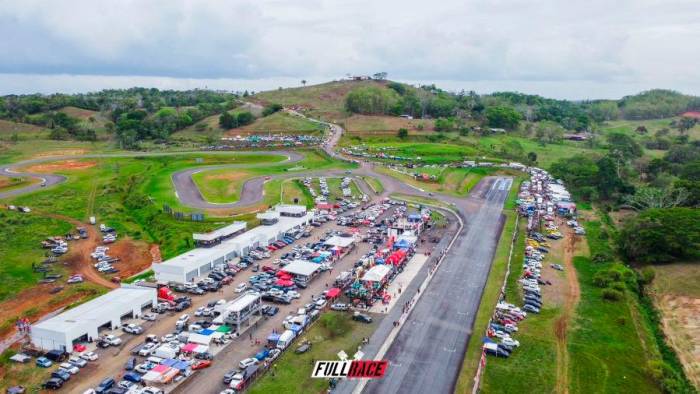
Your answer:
139,342 -> 158,356
238,358 -> 259,369
60,362 -> 80,374
104,334 -> 122,346
80,351 -> 98,361
315,299 -> 327,309
195,307 -> 206,317
124,324 -> 144,334
142,313 -> 157,321
234,283 -> 247,293
161,333 -> 178,343
501,337 -> 520,347
69,356 -> 87,368
287,290 -> 301,299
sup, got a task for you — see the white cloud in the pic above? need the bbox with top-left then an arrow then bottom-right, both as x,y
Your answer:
0,0 -> 698,98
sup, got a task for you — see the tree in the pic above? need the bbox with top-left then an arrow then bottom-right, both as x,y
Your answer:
397,128 -> 408,139
624,186 -> 689,210
219,111 -> 238,129
345,86 -> 400,115
262,103 -> 283,117
301,80 -> 307,86
372,72 -> 388,80
607,132 -> 643,160
236,111 -> 255,126
677,116 -> 697,133
617,208 -> 700,264
527,151 -> 537,164
433,117 -> 455,131
484,106 -> 522,130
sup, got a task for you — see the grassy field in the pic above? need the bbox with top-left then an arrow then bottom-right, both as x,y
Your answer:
281,179 -> 313,208
376,165 -> 498,197
234,111 -> 326,134
567,219 -> 660,393
0,175 -> 37,192
344,114 -> 436,135
361,176 -> 384,194
249,312 -> 380,394
191,150 -> 355,203
0,210 -> 75,301
0,119 -> 49,140
253,80 -> 388,120
600,117 -> 700,141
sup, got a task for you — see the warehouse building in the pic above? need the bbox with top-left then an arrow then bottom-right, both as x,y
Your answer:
153,205 -> 313,283
30,285 -> 157,351
193,221 -> 247,247
215,293 -> 262,332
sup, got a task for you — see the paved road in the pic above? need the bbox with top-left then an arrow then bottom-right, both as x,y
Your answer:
360,177 -> 511,394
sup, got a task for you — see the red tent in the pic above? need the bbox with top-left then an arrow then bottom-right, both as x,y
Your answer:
275,279 -> 294,287
326,287 -> 341,299
276,271 -> 292,280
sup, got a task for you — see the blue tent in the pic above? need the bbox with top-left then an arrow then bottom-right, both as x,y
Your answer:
173,361 -> 190,371
162,358 -> 178,367
290,324 -> 302,334
198,329 -> 215,336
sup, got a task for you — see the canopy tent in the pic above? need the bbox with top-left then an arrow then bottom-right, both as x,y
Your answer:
324,236 -> 355,248
361,265 -> 393,282
326,287 -> 341,299
198,328 -> 215,336
188,333 -> 213,345
215,325 -> 232,333
182,343 -> 198,353
275,279 -> 295,287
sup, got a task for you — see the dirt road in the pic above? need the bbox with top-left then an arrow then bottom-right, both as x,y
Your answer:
554,221 -> 581,394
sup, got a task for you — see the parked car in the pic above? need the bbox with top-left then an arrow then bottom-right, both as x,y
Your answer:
352,312 -> 372,323
59,362 -> 80,374
95,377 -> 115,394
69,356 -> 87,368
50,369 -> 71,382
42,378 -> 63,390
522,304 -> 540,313
235,283 -> 247,293
295,341 -> 312,354
331,303 -> 349,311
238,358 -> 258,369
36,357 -> 53,368
80,351 -> 98,361
141,313 -> 157,321
123,324 -> 144,335
192,360 -> 212,370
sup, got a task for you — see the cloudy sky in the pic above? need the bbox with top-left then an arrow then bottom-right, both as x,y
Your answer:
0,0 -> 698,99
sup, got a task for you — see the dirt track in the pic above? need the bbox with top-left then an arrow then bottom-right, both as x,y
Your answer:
554,221 -> 581,394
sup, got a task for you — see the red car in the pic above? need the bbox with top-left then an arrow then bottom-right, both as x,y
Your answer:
192,360 -> 212,370
262,266 -> 276,273
267,245 -> 278,251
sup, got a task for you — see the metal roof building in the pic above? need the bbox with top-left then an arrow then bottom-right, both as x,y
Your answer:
153,206 -> 313,283
30,285 -> 157,351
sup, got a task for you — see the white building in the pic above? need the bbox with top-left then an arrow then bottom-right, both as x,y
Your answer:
153,206 -> 313,283
193,221 -> 246,246
31,285 -> 157,351
215,293 -> 262,331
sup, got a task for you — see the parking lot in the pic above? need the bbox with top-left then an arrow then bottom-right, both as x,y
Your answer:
57,200 -> 403,393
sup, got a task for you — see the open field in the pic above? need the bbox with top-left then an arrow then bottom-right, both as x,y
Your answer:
191,150 -> 354,203
233,111 -> 326,135
601,117 -> 700,141
0,175 -> 37,192
376,165 -> 503,197
651,263 -> 700,387
0,119 -> 49,140
361,175 -> 384,194
249,312 -> 380,394
344,115 -> 436,135
281,179 -> 313,207
253,80 -> 388,120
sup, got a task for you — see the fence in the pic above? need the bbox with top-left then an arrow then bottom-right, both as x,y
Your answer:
472,213 -> 521,393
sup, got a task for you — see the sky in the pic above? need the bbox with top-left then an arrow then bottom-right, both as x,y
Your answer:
0,0 -> 699,99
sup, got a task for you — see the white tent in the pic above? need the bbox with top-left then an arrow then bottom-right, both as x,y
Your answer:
361,265 -> 393,282
188,333 -> 213,345
324,235 -> 355,248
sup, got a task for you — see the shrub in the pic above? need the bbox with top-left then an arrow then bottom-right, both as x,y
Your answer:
593,271 -> 611,288
602,288 -> 623,301
611,282 -> 626,292
639,267 -> 656,285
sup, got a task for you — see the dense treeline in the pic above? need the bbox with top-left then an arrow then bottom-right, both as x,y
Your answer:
343,84 -> 700,132
0,88 -> 238,147
617,208 -> 700,264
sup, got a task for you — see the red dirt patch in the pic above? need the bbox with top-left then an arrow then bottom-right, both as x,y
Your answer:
108,239 -> 153,278
31,149 -> 89,158
150,244 -> 162,263
25,160 -> 97,173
